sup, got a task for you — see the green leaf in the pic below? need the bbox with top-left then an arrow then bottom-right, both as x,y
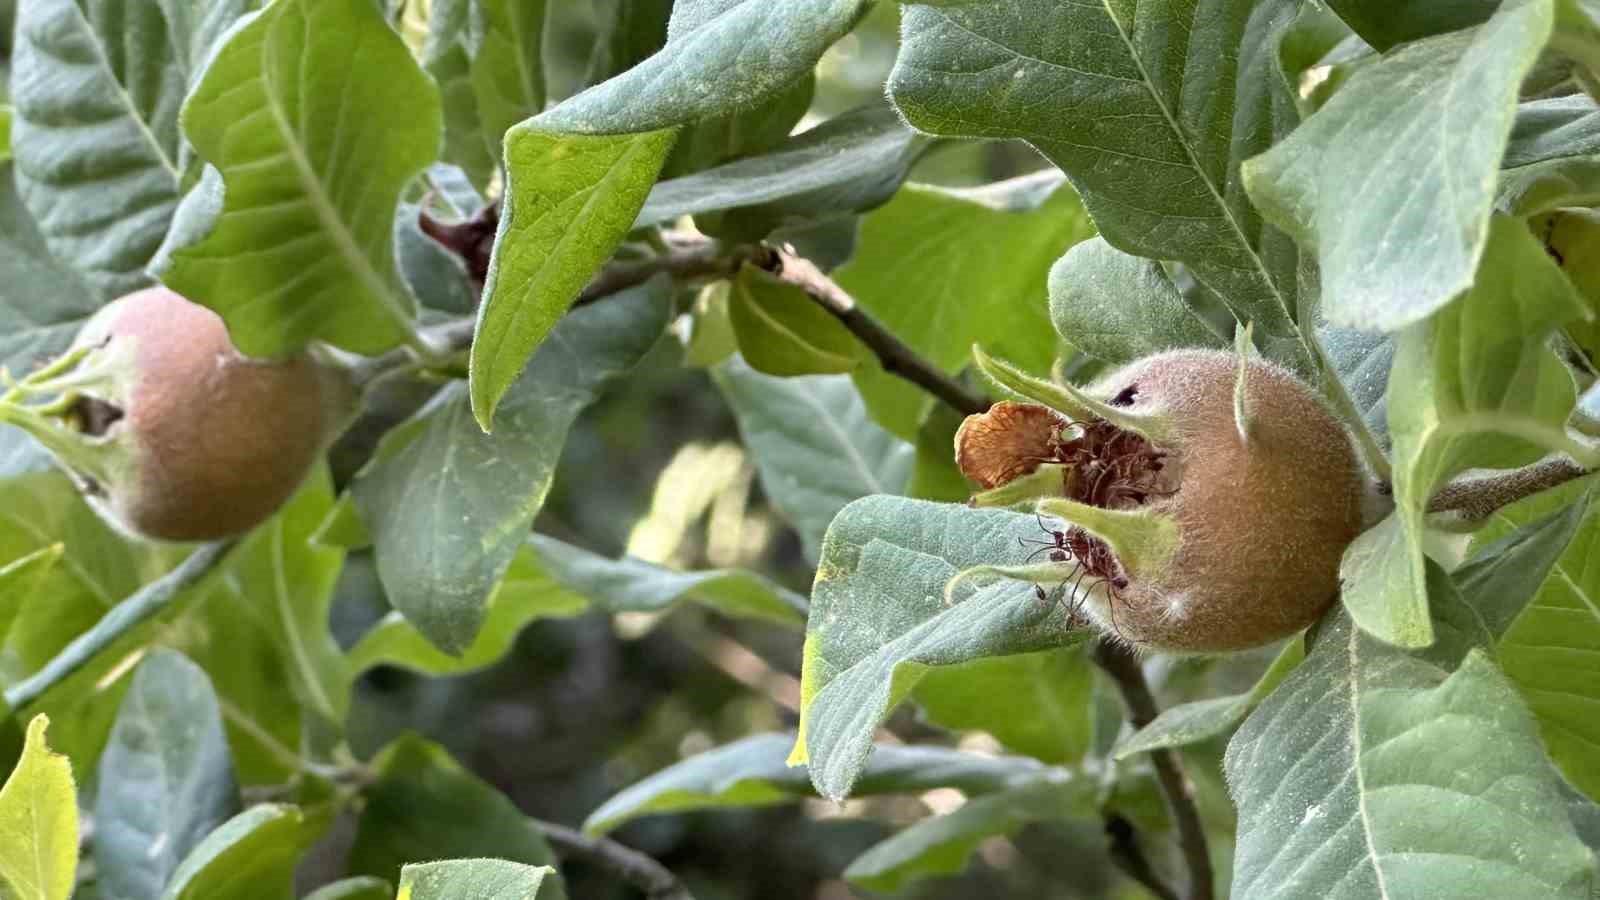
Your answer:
537,0 -> 872,136
1456,483 -> 1594,638
1467,484 -> 1600,801
583,732 -> 1050,836
9,0 -> 196,297
891,0 -> 1312,371
1324,0 -> 1496,49
793,496 -> 1087,800
0,163 -> 103,379
0,107 -> 9,162
907,403 -> 970,504
354,282 -> 668,655
636,104 -> 932,230
1114,637 -> 1305,760
422,0 -> 495,187
0,716 -> 76,900
161,0 -> 441,356
834,180 -> 1092,439
302,878 -> 391,900
171,469 -> 349,784
529,533 -> 805,625
1048,237 -> 1227,364
161,804 -> 326,900
663,76 -> 814,182
347,545 -> 589,677
712,358 -> 913,560
727,264 -> 862,375
469,0 -> 547,165
0,546 -> 60,646
1500,95 -> 1600,216
1244,0 -> 1553,332
93,650 -> 239,900
397,861 -> 552,900
843,780 -> 1093,893
349,736 -> 561,898
913,648 -> 1094,765
1343,216 -> 1588,647
469,128 -> 675,429
583,0 -> 671,86
1226,593 -> 1596,899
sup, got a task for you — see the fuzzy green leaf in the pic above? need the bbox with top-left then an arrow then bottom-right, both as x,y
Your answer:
93,651 -> 239,900
161,0 -> 440,356
890,0 -> 1312,370
1227,586 -> 1596,899
0,716 -> 76,900
397,861 -> 553,900
1324,0 -> 1495,49
584,733 -> 1050,836
1049,237 -> 1227,364
1343,216 -> 1588,647
1244,0 -> 1553,332
636,103 -> 931,229
356,283 -> 668,655
713,358 -> 912,560
793,496 -> 1087,800
0,546 -> 59,646
9,0 -> 199,297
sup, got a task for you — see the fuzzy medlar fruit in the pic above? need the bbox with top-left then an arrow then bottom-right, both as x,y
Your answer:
2,287 -> 350,542
957,348 -> 1365,653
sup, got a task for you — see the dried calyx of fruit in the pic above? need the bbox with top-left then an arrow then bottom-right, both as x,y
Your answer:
953,344 -> 1364,653
0,287 -> 354,542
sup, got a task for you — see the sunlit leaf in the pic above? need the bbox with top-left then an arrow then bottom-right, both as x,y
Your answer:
161,804 -> 327,900
0,716 -> 76,900
396,860 -> 552,900
161,0 -> 440,356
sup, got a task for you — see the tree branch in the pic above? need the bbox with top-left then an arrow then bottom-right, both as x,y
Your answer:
533,819 -> 694,900
1092,640 -> 1213,900
750,246 -> 991,417
5,540 -> 236,710
1425,455 -> 1592,525
1106,813 -> 1181,900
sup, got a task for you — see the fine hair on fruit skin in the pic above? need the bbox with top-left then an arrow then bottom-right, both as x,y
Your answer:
1079,349 -> 1364,653
64,287 -> 335,542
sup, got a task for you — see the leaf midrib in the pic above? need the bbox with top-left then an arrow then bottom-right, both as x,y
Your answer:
258,20 -> 410,337
60,1 -> 182,184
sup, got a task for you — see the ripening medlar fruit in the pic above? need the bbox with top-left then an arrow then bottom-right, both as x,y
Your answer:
957,349 -> 1364,653
7,287 -> 349,542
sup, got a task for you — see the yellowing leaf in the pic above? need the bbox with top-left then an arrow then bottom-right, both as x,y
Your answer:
0,716 -> 77,900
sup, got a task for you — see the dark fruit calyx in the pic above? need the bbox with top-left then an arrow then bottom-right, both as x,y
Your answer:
0,287 -> 349,541
955,347 -> 1364,653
